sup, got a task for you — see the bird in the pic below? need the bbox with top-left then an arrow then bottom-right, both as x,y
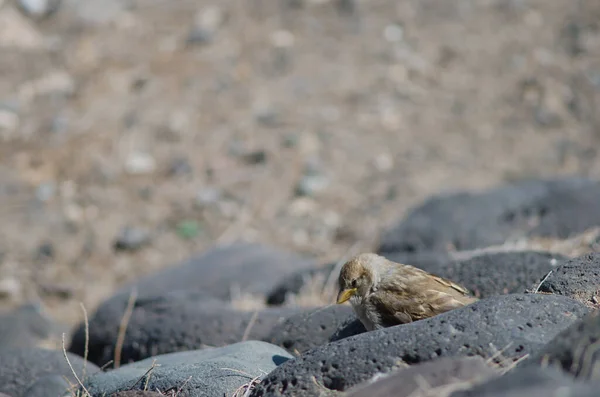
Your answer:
336,252 -> 478,331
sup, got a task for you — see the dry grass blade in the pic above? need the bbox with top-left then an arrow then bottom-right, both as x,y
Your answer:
79,302 -> 90,381
62,333 -> 92,397
114,288 -> 138,369
242,310 -> 259,342
533,270 -> 553,293
129,359 -> 160,390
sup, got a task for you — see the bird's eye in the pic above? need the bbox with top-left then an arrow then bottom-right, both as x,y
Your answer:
351,279 -> 357,288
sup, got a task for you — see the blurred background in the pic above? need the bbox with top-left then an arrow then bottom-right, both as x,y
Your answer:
0,0 -> 599,327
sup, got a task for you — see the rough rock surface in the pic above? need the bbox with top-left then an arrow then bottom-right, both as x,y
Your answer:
346,356 -> 498,397
0,348 -> 99,397
83,341 -> 293,397
266,305 -> 355,354
112,242 -> 316,302
450,366 -> 600,397
537,253 -> 600,307
378,178 -> 600,254
70,290 -> 301,366
523,311 -> 600,380
23,375 -> 71,397
0,303 -> 61,350
330,317 -> 367,342
250,294 -> 589,396
391,251 -> 567,298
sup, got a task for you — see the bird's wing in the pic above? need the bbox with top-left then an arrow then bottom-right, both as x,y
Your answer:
368,290 -> 429,326
370,286 -> 475,326
430,274 -> 472,296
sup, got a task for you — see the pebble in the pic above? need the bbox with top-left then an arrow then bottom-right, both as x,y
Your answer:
0,108 -> 19,133
167,156 -> 193,177
17,0 -> 61,18
35,182 -> 56,203
383,24 -> 404,43
113,226 -> 151,251
295,174 -> 329,197
195,187 -> 222,207
0,277 -> 21,301
124,152 -> 156,175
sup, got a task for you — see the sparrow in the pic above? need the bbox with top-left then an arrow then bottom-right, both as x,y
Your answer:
336,253 -> 478,331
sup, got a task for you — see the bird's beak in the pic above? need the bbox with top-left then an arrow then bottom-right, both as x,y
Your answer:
336,288 -> 357,304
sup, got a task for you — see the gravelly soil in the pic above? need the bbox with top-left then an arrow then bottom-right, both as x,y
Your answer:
0,0 -> 599,326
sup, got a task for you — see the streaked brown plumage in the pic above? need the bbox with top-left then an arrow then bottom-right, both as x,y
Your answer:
336,253 -> 478,331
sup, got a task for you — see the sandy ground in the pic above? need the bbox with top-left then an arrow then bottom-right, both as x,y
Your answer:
0,0 -> 599,326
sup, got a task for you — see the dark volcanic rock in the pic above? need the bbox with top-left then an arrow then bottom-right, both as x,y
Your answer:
537,253 -> 600,307
0,348 -> 100,397
112,242 -> 316,302
267,305 -> 355,354
70,290 -> 301,367
329,317 -> 367,342
84,341 -> 293,397
0,303 -> 61,350
24,375 -> 71,397
250,294 -> 589,397
110,392 -> 164,397
377,177 -> 600,254
346,356 -> 498,397
266,262 -> 335,305
451,366 -> 600,397
390,251 -> 567,298
523,311 -> 600,380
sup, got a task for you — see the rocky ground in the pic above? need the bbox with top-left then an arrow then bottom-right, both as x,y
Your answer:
1,0 -> 600,396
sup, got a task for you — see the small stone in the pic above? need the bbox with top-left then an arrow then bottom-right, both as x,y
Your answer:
124,152 -> 156,175
195,187 -> 221,207
17,0 -> 61,19
242,150 -> 268,165
281,133 -> 298,148
113,227 -> 151,252
167,157 -> 193,177
186,27 -> 213,45
254,106 -> 279,127
295,174 -> 329,197
0,277 -> 21,300
187,6 -> 223,45
36,242 -> 54,260
35,181 -> 56,203
270,30 -> 295,49
0,108 -> 19,132
373,153 -> 394,172
383,24 -> 404,43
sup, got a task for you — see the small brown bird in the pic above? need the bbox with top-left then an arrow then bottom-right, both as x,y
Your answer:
336,253 -> 478,330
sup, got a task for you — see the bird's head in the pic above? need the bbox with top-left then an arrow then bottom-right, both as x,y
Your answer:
336,253 -> 382,304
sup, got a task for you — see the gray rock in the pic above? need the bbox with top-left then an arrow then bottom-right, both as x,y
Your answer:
83,341 -> 293,397
250,294 -> 589,396
329,317 -> 367,342
112,242 -> 315,302
451,366 -> 600,397
0,303 -> 58,350
24,375 -> 70,397
110,392 -> 163,397
0,348 -> 99,397
537,253 -> 600,307
69,290 -> 301,367
386,251 -> 567,298
266,305 -> 355,354
522,311 -> 600,380
110,392 -> 164,397
113,226 -> 152,252
377,177 -> 600,254
346,356 -> 498,397
17,0 -> 61,19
